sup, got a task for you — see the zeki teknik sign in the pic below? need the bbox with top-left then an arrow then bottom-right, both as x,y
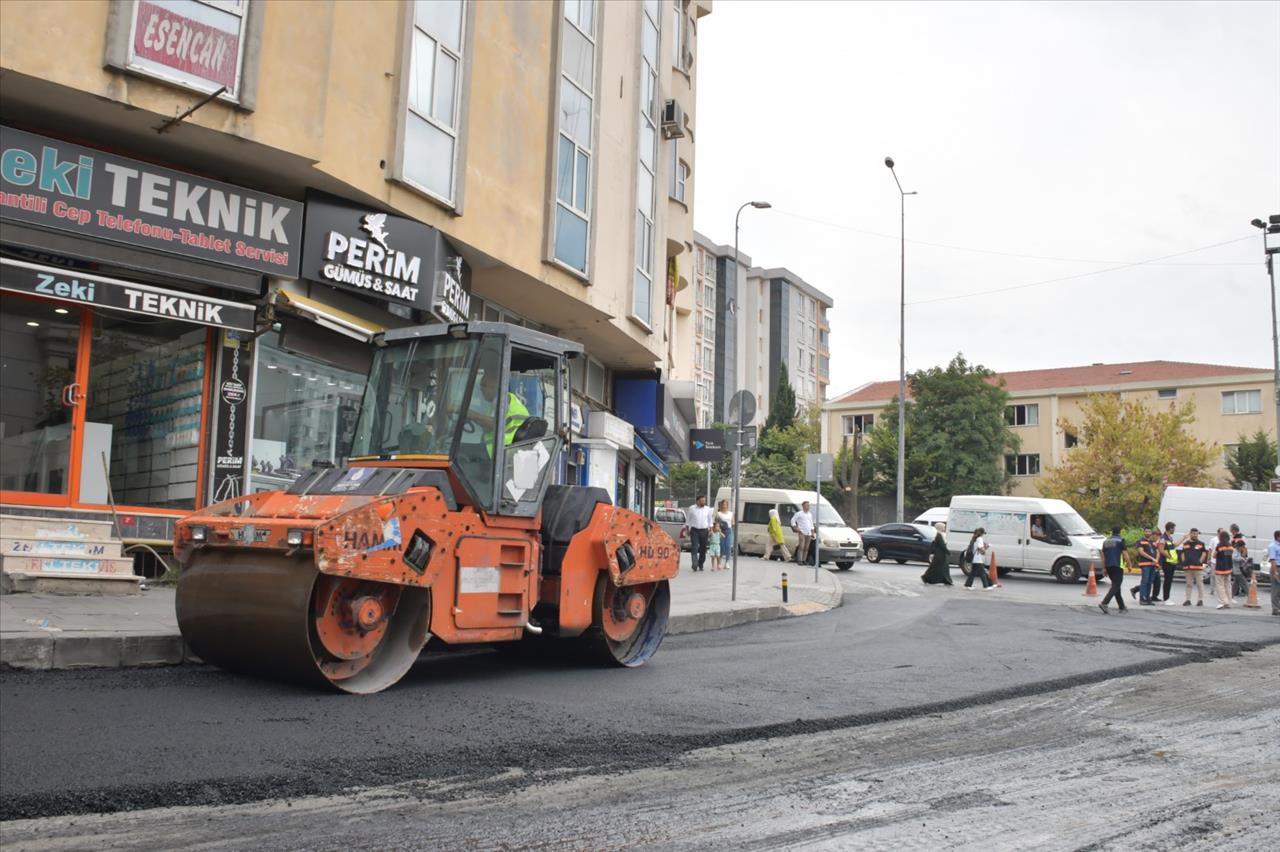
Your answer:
0,126 -> 301,276
299,191 -> 468,316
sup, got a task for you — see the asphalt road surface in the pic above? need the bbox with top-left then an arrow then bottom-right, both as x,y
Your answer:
2,572 -> 1278,849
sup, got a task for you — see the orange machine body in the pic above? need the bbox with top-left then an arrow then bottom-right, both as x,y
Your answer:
174,463 -> 678,646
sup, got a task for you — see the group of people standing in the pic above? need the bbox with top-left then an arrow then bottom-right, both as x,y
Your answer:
682,495 -> 737,572
1099,523 -> 1280,615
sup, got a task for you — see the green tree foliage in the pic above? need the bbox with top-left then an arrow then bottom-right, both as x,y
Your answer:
763,363 -> 797,433
666,461 -> 705,502
861,355 -> 1018,509
1225,430 -> 1278,491
1038,394 -> 1215,530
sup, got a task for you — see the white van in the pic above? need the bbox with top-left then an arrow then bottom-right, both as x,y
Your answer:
1158,486 -> 1280,559
715,487 -> 864,569
945,495 -> 1104,583
913,507 -> 949,529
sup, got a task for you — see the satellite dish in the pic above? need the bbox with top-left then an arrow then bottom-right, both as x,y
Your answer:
728,390 -> 756,428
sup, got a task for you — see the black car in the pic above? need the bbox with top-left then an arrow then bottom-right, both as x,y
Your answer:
858,523 -> 937,565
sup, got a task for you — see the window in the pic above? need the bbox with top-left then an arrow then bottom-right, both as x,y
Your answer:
671,0 -> 691,72
703,315 -> 714,340
819,355 -> 829,377
1157,388 -> 1177,400
1064,431 -> 1079,448
703,347 -> 713,372
552,0 -> 597,273
1005,403 -> 1039,427
1221,389 -> 1262,415
632,0 -> 661,326
400,0 -> 467,204
819,329 -> 829,348
704,283 -> 714,306
742,502 -> 772,525
675,160 -> 689,203
1005,454 -> 1041,476
702,251 -> 716,277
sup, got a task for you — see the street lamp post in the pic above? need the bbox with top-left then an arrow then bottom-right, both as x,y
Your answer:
1250,215 -> 1280,476
885,157 -> 916,523
730,200 -> 769,600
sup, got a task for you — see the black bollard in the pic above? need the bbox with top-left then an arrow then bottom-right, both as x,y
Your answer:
781,572 -> 789,602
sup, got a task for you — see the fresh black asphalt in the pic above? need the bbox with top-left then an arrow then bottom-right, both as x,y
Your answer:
2,586 -> 1277,821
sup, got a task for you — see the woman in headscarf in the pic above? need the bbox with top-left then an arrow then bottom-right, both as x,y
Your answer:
767,508 -> 792,561
921,522 -> 953,585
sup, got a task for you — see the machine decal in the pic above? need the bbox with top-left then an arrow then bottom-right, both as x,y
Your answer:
365,517 -> 403,554
459,565 -> 501,594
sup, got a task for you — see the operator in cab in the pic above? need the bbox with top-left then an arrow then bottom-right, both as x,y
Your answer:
473,366 -> 529,449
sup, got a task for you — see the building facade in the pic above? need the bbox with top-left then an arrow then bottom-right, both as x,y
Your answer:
750,267 -> 831,413
0,0 -> 712,555
823,361 -> 1279,497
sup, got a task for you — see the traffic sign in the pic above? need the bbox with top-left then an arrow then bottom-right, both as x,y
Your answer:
805,453 -> 835,481
728,390 -> 756,428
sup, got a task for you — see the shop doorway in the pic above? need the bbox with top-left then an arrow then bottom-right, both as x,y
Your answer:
0,297 -> 87,505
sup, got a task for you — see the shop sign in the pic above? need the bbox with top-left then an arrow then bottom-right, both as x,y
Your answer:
688,428 -> 725,462
127,0 -> 249,97
431,267 -> 470,323
300,192 -> 448,310
209,329 -> 252,504
0,126 -> 301,276
0,257 -> 255,332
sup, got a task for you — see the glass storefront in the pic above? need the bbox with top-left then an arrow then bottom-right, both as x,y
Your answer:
0,298 -> 83,497
86,312 -> 208,510
249,331 -> 365,492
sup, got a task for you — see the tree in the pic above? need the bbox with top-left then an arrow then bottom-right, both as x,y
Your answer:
764,363 -> 797,433
1225,430 -> 1278,491
860,354 -> 1018,510
1038,394 -> 1215,530
665,461 -> 705,503
742,421 -> 809,488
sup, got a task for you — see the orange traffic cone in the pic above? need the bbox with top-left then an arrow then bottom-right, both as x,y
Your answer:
1084,559 -> 1099,597
1244,571 -> 1261,609
989,552 -> 1001,588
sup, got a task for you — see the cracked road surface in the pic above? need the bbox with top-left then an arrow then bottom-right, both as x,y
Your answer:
2,580 -> 1278,849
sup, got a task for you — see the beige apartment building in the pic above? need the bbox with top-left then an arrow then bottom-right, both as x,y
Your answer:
0,0 -> 711,555
824,361 -> 1278,497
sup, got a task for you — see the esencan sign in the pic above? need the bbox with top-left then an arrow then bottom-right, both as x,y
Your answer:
128,0 -> 249,98
300,193 -> 444,311
0,126 -> 301,277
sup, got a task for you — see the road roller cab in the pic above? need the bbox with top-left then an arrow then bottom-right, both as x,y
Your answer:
174,322 -> 678,693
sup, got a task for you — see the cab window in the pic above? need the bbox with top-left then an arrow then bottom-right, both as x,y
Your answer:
778,504 -> 798,527
454,335 -> 505,510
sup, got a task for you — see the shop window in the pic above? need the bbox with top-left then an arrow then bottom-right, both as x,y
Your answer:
248,331 -> 365,493
0,299 -> 82,496
86,313 -> 209,510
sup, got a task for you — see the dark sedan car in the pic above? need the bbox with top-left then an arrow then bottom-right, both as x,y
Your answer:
857,523 -> 937,565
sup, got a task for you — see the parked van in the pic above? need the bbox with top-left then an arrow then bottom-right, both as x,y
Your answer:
913,507 -> 949,529
714,487 -> 864,569
1158,486 -> 1280,565
945,495 -> 1104,583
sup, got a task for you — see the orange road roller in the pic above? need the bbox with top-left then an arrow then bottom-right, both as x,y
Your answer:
175,322 -> 679,693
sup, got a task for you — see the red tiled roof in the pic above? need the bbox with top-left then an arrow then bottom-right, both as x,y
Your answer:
831,361 -> 1268,404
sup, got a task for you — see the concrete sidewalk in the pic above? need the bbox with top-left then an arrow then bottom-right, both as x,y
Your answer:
0,555 -> 841,670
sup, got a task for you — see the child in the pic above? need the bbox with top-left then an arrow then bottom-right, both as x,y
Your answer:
708,522 -> 723,571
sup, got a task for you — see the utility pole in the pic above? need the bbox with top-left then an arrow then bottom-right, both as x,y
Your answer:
1252,216 -> 1280,477
885,157 -> 916,522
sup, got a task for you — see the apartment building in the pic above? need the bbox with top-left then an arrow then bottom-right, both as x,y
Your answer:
749,267 -> 832,412
823,361 -> 1278,496
0,0 -> 711,544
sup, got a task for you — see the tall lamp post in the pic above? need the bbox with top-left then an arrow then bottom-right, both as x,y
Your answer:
1251,215 -> 1280,476
885,157 -> 916,523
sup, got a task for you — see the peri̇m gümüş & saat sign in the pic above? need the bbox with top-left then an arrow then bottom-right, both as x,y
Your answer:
0,126 -> 301,277
300,191 -> 467,314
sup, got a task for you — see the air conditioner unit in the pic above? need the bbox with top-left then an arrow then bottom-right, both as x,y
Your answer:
661,99 -> 685,139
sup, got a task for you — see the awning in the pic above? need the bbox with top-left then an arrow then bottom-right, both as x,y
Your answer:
276,289 -> 386,341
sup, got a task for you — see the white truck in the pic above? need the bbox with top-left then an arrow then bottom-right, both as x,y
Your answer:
946,495 -> 1105,583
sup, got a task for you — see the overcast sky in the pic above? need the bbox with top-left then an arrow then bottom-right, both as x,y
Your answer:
693,0 -> 1280,399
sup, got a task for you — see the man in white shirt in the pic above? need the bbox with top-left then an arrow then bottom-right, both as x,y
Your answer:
684,495 -> 714,572
791,501 -> 815,566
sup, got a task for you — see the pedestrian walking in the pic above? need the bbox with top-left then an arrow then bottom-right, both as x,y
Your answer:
1158,522 -> 1179,604
921,522 -> 953,585
683,495 -> 714,572
1135,528 -> 1160,605
1213,530 -> 1234,609
715,499 -> 735,560
963,527 -> 993,590
1098,526 -> 1128,614
766,508 -> 791,561
1266,530 -> 1280,616
708,522 -> 723,572
791,501 -> 815,566
1180,528 -> 1207,606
